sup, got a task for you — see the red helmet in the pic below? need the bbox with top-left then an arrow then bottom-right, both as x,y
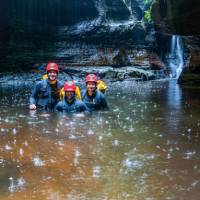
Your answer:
64,81 -> 76,92
46,62 -> 59,73
85,74 -> 97,84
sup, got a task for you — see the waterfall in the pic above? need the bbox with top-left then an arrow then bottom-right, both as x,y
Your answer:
168,35 -> 184,79
122,0 -> 134,20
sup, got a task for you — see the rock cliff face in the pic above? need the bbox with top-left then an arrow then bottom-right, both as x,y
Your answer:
0,0 -> 151,71
0,0 -> 148,44
152,0 -> 200,85
1,0 -> 199,83
177,36 -> 200,86
152,0 -> 200,35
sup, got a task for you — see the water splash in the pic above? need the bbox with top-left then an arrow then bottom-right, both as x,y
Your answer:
122,158 -> 143,170
122,0 -> 134,20
168,35 -> 184,79
73,148 -> 81,166
93,166 -> 101,178
5,144 -> 12,151
32,156 -> 45,167
8,177 -> 26,192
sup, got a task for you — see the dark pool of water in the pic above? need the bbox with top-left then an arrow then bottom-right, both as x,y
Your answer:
0,79 -> 200,200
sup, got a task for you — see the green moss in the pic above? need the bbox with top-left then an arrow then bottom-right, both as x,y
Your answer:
179,73 -> 200,87
144,0 -> 157,22
144,10 -> 151,22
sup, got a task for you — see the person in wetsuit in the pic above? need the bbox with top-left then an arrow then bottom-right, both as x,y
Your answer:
81,74 -> 109,111
55,81 -> 89,113
29,62 -> 63,111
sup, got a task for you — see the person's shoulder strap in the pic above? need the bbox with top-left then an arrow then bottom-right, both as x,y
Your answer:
37,79 -> 47,89
81,90 -> 87,99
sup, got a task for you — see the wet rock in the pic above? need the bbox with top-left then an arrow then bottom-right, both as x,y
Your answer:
112,48 -> 131,66
126,67 -> 156,81
103,70 -> 118,80
188,51 -> 200,73
131,50 -> 149,66
52,45 -> 152,68
63,66 -> 156,81
149,53 -> 169,76
178,70 -> 200,86
178,51 -> 200,86
116,72 -> 125,81
105,0 -> 131,21
152,0 -> 200,35
178,36 -> 200,86
62,21 -> 146,45
0,0 -> 149,70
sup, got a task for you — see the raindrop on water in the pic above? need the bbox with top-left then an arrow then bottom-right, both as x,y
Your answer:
187,128 -> 192,133
19,148 -> 24,156
98,136 -> 103,141
112,139 -> 119,146
87,129 -> 94,135
12,128 -> 17,135
167,153 -> 172,159
8,177 -> 15,193
93,166 -> 101,178
5,144 -> 12,151
32,156 -> 45,166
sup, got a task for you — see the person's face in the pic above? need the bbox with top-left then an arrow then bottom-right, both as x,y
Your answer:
86,82 -> 96,96
65,91 -> 75,101
47,70 -> 58,81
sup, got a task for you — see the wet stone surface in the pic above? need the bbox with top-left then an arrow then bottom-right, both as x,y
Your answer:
0,66 -> 165,87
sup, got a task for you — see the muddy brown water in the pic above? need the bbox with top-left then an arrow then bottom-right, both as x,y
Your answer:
0,79 -> 200,200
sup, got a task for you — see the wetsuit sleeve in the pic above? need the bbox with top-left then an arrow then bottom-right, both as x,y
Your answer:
54,102 -> 63,112
29,83 -> 40,105
101,94 -> 109,110
79,101 -> 91,114
81,90 -> 86,100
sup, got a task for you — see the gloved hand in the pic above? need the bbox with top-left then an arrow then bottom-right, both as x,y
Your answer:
29,104 -> 36,110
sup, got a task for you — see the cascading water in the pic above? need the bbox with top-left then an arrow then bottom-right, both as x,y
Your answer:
122,0 -> 134,20
107,0 -> 135,27
168,35 -> 184,79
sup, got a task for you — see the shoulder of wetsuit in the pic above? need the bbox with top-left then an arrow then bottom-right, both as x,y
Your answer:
36,79 -> 47,88
96,89 -> 107,102
81,89 -> 87,99
55,101 -> 62,107
57,80 -> 64,88
96,89 -> 102,97
75,99 -> 83,105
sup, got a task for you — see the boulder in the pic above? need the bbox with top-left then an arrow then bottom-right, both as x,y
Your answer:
178,50 -> 200,86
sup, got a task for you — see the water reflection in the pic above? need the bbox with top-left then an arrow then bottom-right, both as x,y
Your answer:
165,81 -> 183,133
0,80 -> 200,199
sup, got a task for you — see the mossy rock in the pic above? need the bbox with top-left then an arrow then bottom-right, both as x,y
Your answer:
178,73 -> 200,86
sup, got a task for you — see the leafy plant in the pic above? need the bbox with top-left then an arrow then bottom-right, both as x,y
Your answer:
144,0 -> 157,22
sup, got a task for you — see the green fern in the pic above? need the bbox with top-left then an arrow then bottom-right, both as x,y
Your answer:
144,0 -> 157,22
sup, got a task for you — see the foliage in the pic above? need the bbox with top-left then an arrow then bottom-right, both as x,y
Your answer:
144,0 -> 157,22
